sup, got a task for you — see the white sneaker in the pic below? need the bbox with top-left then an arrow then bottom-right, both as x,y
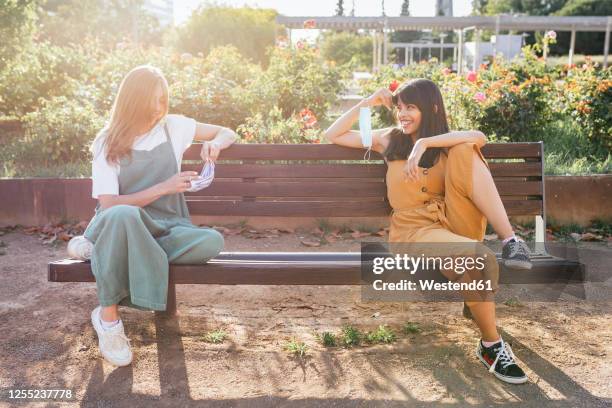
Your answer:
90,306 -> 133,367
67,235 -> 93,260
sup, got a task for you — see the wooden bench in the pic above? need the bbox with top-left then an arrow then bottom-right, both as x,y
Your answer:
48,143 -> 585,314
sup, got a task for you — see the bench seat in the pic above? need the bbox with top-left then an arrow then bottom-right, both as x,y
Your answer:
49,252 -> 584,285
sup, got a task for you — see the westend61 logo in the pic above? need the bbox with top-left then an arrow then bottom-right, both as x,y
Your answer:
372,253 -> 488,275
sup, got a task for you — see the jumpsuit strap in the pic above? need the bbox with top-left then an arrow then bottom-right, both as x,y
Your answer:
163,122 -> 171,143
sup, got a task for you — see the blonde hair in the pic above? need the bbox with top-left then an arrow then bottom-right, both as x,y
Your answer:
91,65 -> 169,164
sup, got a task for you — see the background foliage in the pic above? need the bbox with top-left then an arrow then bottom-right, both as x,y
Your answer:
0,1 -> 609,177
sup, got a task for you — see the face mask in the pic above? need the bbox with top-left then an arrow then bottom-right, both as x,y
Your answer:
187,161 -> 215,192
359,106 -> 373,160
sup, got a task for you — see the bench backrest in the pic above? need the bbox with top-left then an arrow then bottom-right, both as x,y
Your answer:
181,143 -> 544,218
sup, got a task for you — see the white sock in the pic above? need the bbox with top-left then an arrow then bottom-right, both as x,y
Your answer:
482,338 -> 502,348
100,317 -> 120,330
502,235 -> 518,244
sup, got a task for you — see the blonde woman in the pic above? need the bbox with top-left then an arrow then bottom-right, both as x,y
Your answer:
68,65 -> 237,366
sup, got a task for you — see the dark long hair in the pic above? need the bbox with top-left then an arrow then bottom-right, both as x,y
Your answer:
384,78 -> 449,168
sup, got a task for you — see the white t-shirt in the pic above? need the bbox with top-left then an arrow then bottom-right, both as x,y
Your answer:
91,114 -> 196,199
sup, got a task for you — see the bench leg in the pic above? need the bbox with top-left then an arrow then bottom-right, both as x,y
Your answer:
534,215 -> 547,255
155,283 -> 177,317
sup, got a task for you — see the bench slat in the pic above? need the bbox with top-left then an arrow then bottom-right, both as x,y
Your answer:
185,181 -> 387,198
494,181 -> 543,195
184,143 -> 380,160
184,180 -> 542,198
489,162 -> 542,177
182,163 -> 388,178
186,200 -> 389,216
181,162 -> 543,178
183,143 -> 542,161
184,199 -> 542,216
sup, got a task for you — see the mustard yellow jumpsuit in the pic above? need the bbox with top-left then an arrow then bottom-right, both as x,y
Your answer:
386,142 -> 499,298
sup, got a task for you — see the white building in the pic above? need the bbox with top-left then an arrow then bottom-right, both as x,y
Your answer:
463,35 -> 523,69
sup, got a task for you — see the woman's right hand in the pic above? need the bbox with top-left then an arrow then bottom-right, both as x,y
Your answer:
365,87 -> 394,110
159,171 -> 200,194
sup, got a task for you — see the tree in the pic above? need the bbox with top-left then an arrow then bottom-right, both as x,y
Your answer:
175,6 -> 277,65
553,0 -> 612,55
478,0 -> 566,15
336,0 -> 344,16
39,0 -> 164,49
474,0 -> 612,55
318,31 -> 372,69
401,0 -> 410,16
471,0 -> 489,15
0,0 -> 38,70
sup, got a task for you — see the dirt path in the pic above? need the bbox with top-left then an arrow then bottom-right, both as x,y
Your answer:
0,231 -> 610,407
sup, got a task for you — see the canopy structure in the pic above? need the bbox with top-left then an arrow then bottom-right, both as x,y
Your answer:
276,15 -> 612,70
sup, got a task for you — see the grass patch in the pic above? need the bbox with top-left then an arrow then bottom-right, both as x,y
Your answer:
544,152 -> 611,175
589,219 -> 612,236
503,297 -> 523,307
316,331 -> 337,347
364,325 -> 397,344
203,329 -> 228,344
403,322 -> 421,334
340,325 -> 362,347
539,118 -> 611,175
285,339 -> 308,357
316,218 -> 333,235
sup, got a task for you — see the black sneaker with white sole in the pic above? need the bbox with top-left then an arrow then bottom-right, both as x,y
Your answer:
476,339 -> 528,384
501,238 -> 532,270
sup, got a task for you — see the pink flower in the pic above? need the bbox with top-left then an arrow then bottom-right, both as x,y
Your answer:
442,68 -> 452,75
473,92 -> 486,103
296,40 -> 305,49
466,71 -> 478,83
545,30 -> 557,40
303,19 -> 316,29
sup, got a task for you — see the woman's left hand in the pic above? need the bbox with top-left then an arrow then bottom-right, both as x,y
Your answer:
403,139 -> 428,182
200,141 -> 221,163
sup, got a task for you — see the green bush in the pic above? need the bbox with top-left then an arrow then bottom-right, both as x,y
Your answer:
453,69 -> 553,142
170,46 -> 260,129
14,95 -> 104,169
247,45 -> 347,122
362,57 -> 555,142
0,0 -> 38,71
237,106 -> 321,144
558,59 -> 612,153
174,6 -> 277,65
0,42 -> 89,117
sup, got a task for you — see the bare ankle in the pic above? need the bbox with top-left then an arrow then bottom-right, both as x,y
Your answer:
100,306 -> 119,322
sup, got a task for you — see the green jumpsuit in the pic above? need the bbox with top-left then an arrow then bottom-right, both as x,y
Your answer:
83,124 -> 224,311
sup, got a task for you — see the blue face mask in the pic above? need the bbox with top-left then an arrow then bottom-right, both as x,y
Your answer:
359,106 -> 373,160
187,161 -> 215,192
